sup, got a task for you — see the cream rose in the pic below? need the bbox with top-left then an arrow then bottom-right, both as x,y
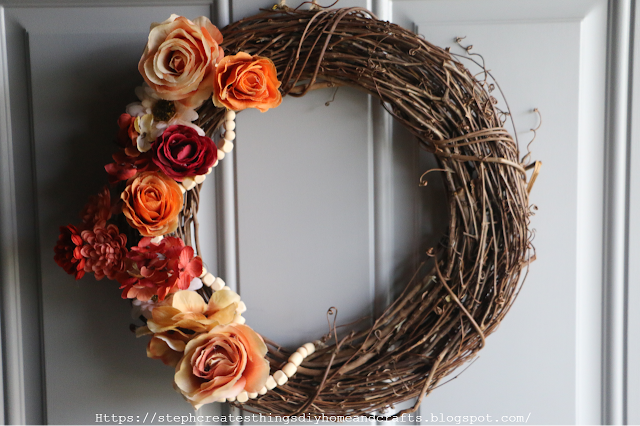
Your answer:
139,15 -> 223,108
174,324 -> 269,409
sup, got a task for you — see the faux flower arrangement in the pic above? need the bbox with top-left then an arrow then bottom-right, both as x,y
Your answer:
54,14 -> 283,409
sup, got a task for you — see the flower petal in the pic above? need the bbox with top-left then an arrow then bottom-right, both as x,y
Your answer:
171,290 -> 206,314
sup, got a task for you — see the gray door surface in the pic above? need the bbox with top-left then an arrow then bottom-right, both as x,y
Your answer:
1,0 -> 636,425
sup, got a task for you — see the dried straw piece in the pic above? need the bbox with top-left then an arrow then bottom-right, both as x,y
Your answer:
186,6 -> 535,417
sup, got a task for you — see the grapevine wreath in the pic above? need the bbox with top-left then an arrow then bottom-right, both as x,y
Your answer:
53,3 -> 539,418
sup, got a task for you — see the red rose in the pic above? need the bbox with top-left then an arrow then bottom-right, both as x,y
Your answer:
152,125 -> 217,181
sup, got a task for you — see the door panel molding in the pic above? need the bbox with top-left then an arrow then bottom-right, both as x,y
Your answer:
1,7 -> 47,425
602,0 -> 634,424
0,7 -> 28,425
625,0 -> 640,425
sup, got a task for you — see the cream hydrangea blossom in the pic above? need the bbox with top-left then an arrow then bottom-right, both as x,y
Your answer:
137,289 -> 246,366
126,84 -> 204,152
130,277 -> 201,319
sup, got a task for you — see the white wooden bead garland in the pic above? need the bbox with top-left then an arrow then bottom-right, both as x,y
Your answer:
273,370 -> 288,386
150,235 -> 164,244
178,109 -> 236,192
225,342 -> 317,403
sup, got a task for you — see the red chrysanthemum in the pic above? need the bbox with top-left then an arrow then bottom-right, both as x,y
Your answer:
79,186 -> 112,229
80,224 -> 128,280
53,225 -> 86,280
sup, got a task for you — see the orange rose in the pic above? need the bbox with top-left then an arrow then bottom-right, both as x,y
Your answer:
174,324 -> 269,409
139,15 -> 223,108
121,171 -> 183,237
213,52 -> 282,112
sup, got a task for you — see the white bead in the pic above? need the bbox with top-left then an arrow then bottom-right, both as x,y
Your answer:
202,273 -> 215,287
221,285 -> 231,291
288,352 -> 304,366
222,141 -> 234,153
226,396 -> 236,402
225,110 -> 236,121
211,277 -> 225,291
303,342 -> 316,355
217,398 -> 226,403
194,174 -> 206,184
224,120 -> 236,131
273,370 -> 288,386
150,236 -> 164,244
217,149 -> 225,160
265,376 -> 277,390
248,392 -> 258,399
199,267 -> 207,278
224,130 -> 236,141
182,177 -> 196,191
234,314 -> 246,325
236,301 -> 247,314
179,184 -> 186,194
258,386 -> 268,395
282,362 -> 297,378
207,166 -> 214,174
236,391 -> 248,403
296,347 -> 308,358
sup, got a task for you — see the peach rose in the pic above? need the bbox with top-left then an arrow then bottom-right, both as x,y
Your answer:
174,324 -> 269,409
121,171 -> 183,237
139,15 -> 223,108
213,52 -> 282,112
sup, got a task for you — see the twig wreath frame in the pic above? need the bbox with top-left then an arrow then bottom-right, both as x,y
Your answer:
52,2 -> 539,419
192,5 -> 537,417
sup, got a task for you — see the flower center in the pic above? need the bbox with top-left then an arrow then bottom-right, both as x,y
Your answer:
152,100 -> 176,122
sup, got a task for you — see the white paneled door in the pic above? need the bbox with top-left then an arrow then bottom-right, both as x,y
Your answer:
1,0 -> 634,425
